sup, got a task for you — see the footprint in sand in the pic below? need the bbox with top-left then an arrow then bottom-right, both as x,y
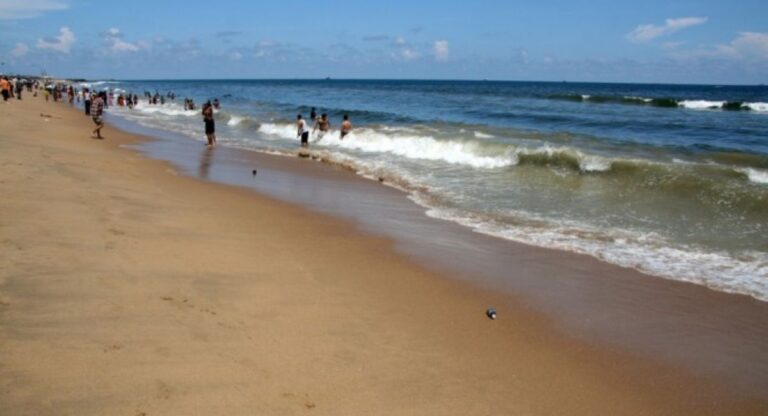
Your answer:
103,343 -> 123,352
154,381 -> 173,400
160,296 -> 196,309
108,228 -> 126,236
282,393 -> 317,410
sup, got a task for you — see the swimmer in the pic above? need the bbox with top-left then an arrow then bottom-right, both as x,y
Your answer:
340,114 -> 352,139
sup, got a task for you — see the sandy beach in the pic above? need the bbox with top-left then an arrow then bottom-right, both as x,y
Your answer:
1,95 -> 766,415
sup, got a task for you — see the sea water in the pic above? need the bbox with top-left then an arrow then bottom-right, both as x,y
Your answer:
88,79 -> 768,301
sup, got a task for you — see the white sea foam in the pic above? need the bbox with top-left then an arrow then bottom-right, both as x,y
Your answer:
259,123 -> 623,172
745,102 -> 768,112
672,158 -> 696,165
227,115 -> 244,126
78,80 -> 114,88
625,95 -> 653,103
258,122 -> 297,139
679,100 -> 725,110
579,155 -> 613,172
416,200 -> 768,301
317,128 -> 514,169
259,123 -> 514,169
473,131 -> 494,139
133,102 -> 197,117
380,125 -> 418,134
740,168 -> 768,184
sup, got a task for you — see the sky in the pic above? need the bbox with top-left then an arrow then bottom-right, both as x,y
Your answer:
1,0 -> 767,84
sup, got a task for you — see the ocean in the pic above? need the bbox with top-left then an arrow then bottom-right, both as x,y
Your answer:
85,79 -> 768,301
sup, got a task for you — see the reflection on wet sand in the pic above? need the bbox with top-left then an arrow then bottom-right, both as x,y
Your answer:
198,147 -> 214,179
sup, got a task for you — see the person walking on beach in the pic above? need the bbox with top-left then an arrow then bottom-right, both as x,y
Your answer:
91,93 -> 105,139
0,77 -> 10,102
340,114 -> 352,139
202,100 -> 216,147
297,114 -> 309,147
14,79 -> 23,100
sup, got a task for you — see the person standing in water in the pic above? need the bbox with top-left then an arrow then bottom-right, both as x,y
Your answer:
312,113 -> 331,138
297,114 -> 309,147
340,114 -> 352,139
202,101 -> 216,147
84,88 -> 92,115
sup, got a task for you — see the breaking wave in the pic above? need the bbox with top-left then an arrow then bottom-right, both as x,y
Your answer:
549,94 -> 768,112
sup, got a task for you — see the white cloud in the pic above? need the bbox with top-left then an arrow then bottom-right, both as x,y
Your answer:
400,48 -> 419,60
37,26 -> 75,53
669,32 -> 768,62
0,0 -> 67,19
394,36 -> 407,46
627,17 -> 708,43
11,42 -> 29,57
257,39 -> 277,48
103,28 -> 140,52
433,40 -> 449,61
716,32 -> 768,59
229,51 -> 243,61
112,39 -> 139,52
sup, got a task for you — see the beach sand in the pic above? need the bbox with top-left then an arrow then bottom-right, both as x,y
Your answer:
1,95 -> 765,415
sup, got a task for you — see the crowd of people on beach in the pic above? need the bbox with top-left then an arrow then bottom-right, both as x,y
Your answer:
5,75 -> 353,151
1,76 -> 35,101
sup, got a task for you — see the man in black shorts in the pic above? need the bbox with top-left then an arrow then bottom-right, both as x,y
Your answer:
202,101 -> 216,147
297,114 -> 309,147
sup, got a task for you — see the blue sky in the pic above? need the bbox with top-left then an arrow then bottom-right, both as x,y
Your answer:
1,0 -> 767,84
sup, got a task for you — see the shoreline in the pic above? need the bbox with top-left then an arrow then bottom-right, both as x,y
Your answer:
1,94 -> 766,414
106,86 -> 768,304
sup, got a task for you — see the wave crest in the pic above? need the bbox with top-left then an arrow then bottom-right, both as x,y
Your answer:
550,94 -> 768,112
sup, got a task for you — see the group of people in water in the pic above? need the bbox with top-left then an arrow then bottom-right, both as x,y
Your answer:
296,107 -> 353,147
185,97 -> 218,111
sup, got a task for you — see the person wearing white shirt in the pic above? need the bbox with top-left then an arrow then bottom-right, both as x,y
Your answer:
296,114 -> 309,147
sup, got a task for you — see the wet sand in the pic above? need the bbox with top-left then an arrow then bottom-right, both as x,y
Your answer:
0,94 -> 766,415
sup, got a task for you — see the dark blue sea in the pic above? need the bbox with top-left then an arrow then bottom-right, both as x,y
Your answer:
86,79 -> 768,300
